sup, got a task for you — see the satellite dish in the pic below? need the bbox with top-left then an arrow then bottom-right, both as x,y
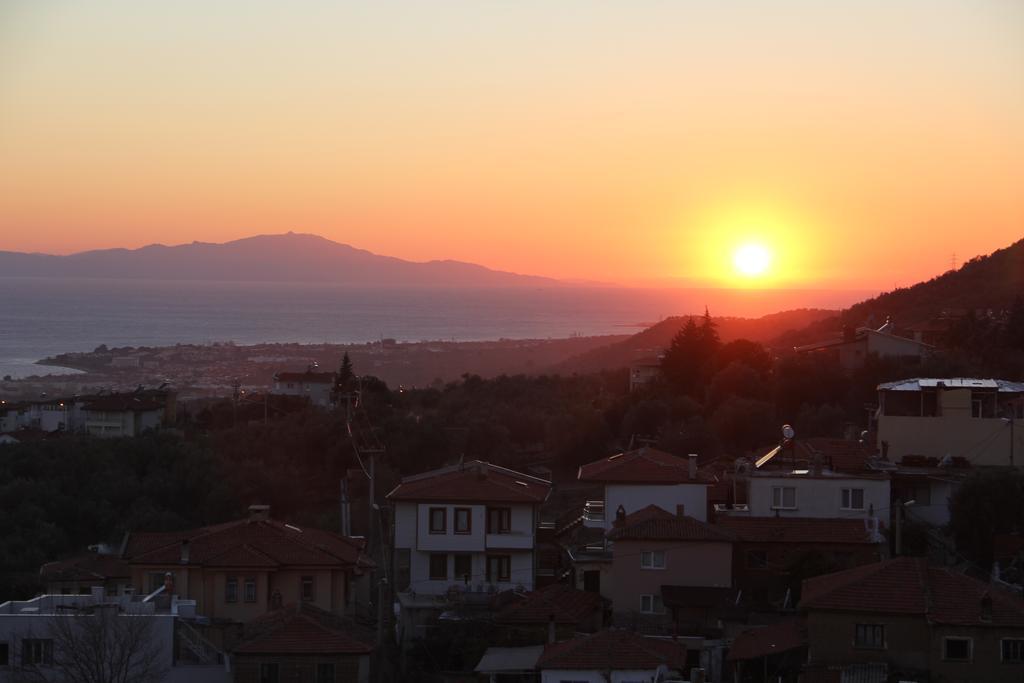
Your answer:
782,424 -> 795,440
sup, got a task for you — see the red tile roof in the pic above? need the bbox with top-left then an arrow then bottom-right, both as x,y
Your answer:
727,619 -> 807,661
608,505 -> 734,543
235,602 -> 374,655
495,584 -> 603,625
124,517 -> 373,571
40,552 -> 129,582
537,630 -> 687,671
81,395 -> 165,412
796,438 -> 876,474
386,460 -> 551,503
800,557 -> 1024,627
578,448 -> 711,484
715,517 -> 881,545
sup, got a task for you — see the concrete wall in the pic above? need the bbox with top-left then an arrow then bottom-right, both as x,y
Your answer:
746,475 -> 890,519
605,483 -> 708,525
234,654 -> 367,683
879,414 -> 1023,467
610,540 -> 731,615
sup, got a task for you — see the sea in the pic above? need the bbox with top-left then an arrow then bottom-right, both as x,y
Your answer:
0,277 -> 872,379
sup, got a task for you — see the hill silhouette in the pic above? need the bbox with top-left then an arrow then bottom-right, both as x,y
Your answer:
0,232 -> 562,287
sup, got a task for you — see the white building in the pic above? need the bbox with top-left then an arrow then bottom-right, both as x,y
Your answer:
876,378 -> 1024,467
795,321 -> 933,370
0,390 -> 172,438
728,468 -> 890,524
0,589 -> 228,683
535,629 -> 691,683
271,369 -> 335,407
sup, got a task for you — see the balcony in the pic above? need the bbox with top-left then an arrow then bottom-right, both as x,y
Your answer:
713,503 -> 750,516
582,500 -> 605,528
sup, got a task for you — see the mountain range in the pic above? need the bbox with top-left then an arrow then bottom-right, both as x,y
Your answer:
0,233 -> 561,287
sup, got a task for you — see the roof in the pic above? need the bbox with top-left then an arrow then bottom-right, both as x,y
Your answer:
81,395 -> 165,412
494,584 -> 603,625
475,646 -> 544,673
800,557 -> 1024,627
386,460 -> 551,504
716,517 -> 881,545
235,602 -> 374,655
273,371 -> 335,384
796,438 -> 876,474
537,630 -> 687,671
607,505 -> 734,543
123,515 -> 373,570
40,552 -> 130,582
661,585 -> 733,609
878,378 -> 1024,393
578,448 -> 712,485
727,619 -> 806,661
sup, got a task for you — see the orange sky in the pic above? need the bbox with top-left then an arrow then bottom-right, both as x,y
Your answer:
0,1 -> 1021,288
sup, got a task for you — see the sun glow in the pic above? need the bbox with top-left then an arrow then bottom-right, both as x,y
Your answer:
733,243 -> 772,277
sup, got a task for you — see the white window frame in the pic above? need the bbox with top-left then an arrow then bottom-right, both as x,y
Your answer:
640,594 -> 665,614
771,486 -> 797,510
854,623 -> 885,650
640,550 -> 666,570
841,487 -> 865,510
943,636 -> 973,662
1001,638 -> 1024,663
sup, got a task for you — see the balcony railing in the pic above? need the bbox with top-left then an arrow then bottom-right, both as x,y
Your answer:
582,500 -> 605,527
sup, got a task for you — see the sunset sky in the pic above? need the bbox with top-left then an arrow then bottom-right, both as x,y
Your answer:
1,1 -> 1021,289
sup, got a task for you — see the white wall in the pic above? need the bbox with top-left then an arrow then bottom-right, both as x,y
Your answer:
746,475 -> 890,519
605,483 -> 708,525
408,548 -> 534,594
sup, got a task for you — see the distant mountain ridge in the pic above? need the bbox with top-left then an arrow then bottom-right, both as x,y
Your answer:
0,232 -> 562,287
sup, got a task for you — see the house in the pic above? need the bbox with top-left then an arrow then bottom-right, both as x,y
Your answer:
535,629 -> 690,683
387,460 -> 551,650
493,583 -> 606,644
0,589 -> 228,683
271,368 -> 336,407
794,321 -> 933,370
727,618 -> 807,683
628,357 -> 662,392
716,517 -> 886,608
121,505 -> 374,624
39,549 -> 131,597
0,388 -> 175,437
605,505 -> 733,633
800,557 -> 1024,682
232,602 -> 374,683
876,378 -> 1024,467
474,644 -> 545,683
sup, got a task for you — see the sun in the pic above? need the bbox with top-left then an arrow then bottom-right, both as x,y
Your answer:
733,243 -> 772,277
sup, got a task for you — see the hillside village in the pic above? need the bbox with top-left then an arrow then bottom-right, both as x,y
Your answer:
2,245 -> 1024,683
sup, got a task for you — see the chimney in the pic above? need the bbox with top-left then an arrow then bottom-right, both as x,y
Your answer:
615,505 -> 626,524
547,614 -> 556,644
676,504 -> 686,518
248,504 -> 271,522
179,540 -> 190,564
688,454 -> 698,480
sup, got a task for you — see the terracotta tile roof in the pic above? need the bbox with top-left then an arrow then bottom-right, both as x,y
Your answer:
727,619 -> 807,662
386,460 -> 551,504
800,557 -> 1024,627
273,371 -> 335,384
235,602 -> 374,655
578,448 -> 712,484
715,517 -> 881,545
495,584 -> 603,625
40,552 -> 129,582
796,438 -> 876,474
607,505 -> 734,543
124,517 -> 373,571
537,630 -> 687,671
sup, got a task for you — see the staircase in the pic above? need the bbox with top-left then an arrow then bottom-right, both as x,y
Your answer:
176,620 -> 225,667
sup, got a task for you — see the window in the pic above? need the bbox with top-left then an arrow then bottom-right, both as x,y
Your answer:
21,639 -> 53,666
854,624 -> 885,649
640,550 -> 666,569
486,555 -> 511,583
841,488 -> 865,510
454,507 -> 472,534
244,577 -> 257,603
260,663 -> 279,683
487,507 -> 511,534
0,642 -> 8,666
301,576 -> 315,602
771,486 -> 797,510
316,663 -> 335,683
746,550 -> 768,569
225,576 -> 238,603
429,554 -> 448,581
944,637 -> 972,661
1002,638 -> 1024,662
640,594 -> 665,614
429,507 -> 447,534
454,554 -> 472,582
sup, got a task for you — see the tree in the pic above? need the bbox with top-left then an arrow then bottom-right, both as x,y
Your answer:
660,318 -> 703,395
15,607 -> 167,683
331,352 -> 356,406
